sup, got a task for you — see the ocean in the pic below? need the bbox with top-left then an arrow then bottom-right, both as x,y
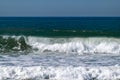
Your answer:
0,17 -> 120,80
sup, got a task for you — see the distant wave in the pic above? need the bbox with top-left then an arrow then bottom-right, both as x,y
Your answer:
1,35 -> 120,54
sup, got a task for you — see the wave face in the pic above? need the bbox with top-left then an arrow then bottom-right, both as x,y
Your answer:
0,35 -> 31,53
1,35 -> 120,54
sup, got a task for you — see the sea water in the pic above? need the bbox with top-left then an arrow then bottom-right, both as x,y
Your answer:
0,17 -> 120,80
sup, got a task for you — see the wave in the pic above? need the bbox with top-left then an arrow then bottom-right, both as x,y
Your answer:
1,35 -> 120,54
0,35 -> 31,53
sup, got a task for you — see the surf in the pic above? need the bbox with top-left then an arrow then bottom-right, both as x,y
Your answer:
1,35 -> 120,55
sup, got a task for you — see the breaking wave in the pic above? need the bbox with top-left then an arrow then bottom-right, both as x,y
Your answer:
1,35 -> 120,54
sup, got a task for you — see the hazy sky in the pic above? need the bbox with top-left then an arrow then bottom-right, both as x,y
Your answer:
0,0 -> 120,17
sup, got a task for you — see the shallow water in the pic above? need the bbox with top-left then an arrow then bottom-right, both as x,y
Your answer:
0,53 -> 120,80
0,53 -> 120,67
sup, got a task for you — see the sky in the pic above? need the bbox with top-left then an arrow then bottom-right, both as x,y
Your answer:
0,0 -> 120,17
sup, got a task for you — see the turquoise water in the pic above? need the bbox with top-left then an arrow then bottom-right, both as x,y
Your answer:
0,17 -> 120,80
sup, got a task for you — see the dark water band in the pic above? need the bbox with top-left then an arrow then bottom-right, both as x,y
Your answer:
0,29 -> 120,37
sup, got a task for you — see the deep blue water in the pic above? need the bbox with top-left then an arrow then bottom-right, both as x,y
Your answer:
0,17 -> 120,37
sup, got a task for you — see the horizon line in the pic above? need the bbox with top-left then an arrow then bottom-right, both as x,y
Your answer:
0,16 -> 120,18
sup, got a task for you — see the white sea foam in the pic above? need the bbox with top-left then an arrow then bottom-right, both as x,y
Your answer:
0,54 -> 119,80
1,35 -> 120,54
0,35 -> 120,80
28,36 -> 120,54
0,66 -> 120,80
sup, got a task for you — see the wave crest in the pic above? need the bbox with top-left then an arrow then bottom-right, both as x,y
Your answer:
28,36 -> 120,54
1,35 -> 120,54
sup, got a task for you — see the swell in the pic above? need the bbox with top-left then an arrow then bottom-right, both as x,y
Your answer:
1,35 -> 120,54
0,29 -> 120,37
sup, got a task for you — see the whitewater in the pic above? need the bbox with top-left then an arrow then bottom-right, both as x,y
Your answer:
0,35 -> 120,80
1,35 -> 120,54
